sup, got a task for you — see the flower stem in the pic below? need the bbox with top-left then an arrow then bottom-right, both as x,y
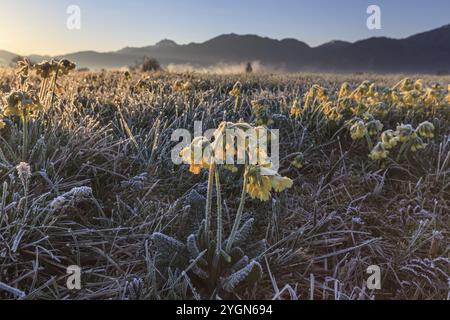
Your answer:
365,133 -> 373,150
396,141 -> 408,162
205,162 -> 216,244
22,115 -> 28,161
48,67 -> 59,109
215,170 -> 223,253
225,166 -> 248,253
234,96 -> 240,113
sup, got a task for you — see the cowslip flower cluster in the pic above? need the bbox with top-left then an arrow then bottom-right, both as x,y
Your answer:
172,80 -> 195,93
251,99 -> 275,126
35,59 -> 76,78
370,143 -> 389,161
245,165 -> 293,201
290,99 -> 302,118
2,90 -> 43,119
180,122 -> 293,201
350,120 -> 368,140
369,121 -> 434,161
229,81 -> 242,98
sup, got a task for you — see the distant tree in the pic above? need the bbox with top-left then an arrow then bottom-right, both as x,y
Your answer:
245,62 -> 253,74
142,57 -> 161,72
436,70 -> 449,76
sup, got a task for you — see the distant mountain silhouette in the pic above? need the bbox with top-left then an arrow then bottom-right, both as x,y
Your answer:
1,24 -> 450,73
0,50 -> 19,65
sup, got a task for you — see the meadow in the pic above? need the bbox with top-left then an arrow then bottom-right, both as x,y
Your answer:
0,61 -> 449,300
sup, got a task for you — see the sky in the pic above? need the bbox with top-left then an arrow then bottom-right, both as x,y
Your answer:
1,0 -> 449,56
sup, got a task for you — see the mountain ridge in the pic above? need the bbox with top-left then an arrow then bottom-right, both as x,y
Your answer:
1,24 -> 450,73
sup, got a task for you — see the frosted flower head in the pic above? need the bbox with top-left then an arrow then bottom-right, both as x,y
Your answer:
370,142 -> 389,160
229,81 -> 242,97
35,61 -> 55,78
410,135 -> 427,152
245,166 -> 293,202
400,78 -> 414,92
292,153 -> 304,169
3,90 -> 42,117
58,59 -> 76,75
395,124 -> 415,142
365,119 -> 383,137
290,99 -> 302,118
172,80 -> 183,92
350,120 -> 367,140
16,162 -> 31,187
338,82 -> 352,99
381,130 -> 399,149
182,81 -> 194,92
179,136 -> 212,174
416,121 -> 435,139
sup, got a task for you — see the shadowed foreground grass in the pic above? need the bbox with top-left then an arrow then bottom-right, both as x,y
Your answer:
0,68 -> 449,300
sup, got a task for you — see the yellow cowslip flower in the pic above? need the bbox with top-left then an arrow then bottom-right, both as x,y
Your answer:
291,154 -> 304,169
246,166 -> 293,201
57,59 -> 76,76
251,99 -> 268,111
182,81 -> 194,92
232,124 -> 272,166
173,80 -> 183,92
400,78 -> 414,92
136,78 -> 151,91
365,119 -> 383,137
229,81 -> 242,97
316,86 -> 329,104
390,90 -> 402,104
367,83 -> 377,97
180,136 -> 212,175
414,79 -> 424,91
304,84 -> 329,105
338,83 -> 352,100
271,175 -> 293,192
182,121 -> 271,172
35,60 -> 55,78
370,142 -> 389,161
410,135 -> 427,152
3,90 -> 42,118
350,81 -> 371,103
402,90 -> 422,107
212,134 -> 238,165
395,124 -> 415,142
381,130 -> 399,149
416,121 -> 435,139
0,118 -> 5,129
393,78 -> 413,92
446,84 -> 450,104
251,99 -> 274,126
424,85 -> 445,106
350,120 -> 367,140
370,101 -> 390,117
290,99 -> 302,118
325,106 -> 342,121
246,171 -> 272,201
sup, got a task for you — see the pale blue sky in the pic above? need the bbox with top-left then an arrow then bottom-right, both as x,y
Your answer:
1,0 -> 449,55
